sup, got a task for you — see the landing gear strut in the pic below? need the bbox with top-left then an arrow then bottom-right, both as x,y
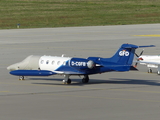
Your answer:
148,68 -> 152,73
82,75 -> 89,83
63,75 -> 71,84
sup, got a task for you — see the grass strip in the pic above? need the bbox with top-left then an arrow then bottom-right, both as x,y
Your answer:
0,0 -> 160,29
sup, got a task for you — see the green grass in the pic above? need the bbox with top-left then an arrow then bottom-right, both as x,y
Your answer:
0,0 -> 160,29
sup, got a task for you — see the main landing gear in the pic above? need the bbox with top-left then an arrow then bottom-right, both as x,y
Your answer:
147,68 -> 160,75
62,75 -> 89,84
82,75 -> 89,83
63,75 -> 71,84
148,68 -> 152,73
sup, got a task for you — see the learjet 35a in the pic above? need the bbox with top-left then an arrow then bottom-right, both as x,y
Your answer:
7,44 -> 155,84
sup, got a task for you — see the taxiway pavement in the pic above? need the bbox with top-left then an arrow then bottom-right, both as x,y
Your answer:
0,24 -> 160,120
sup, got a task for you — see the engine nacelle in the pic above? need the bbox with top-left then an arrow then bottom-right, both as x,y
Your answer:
87,60 -> 95,69
69,58 -> 95,70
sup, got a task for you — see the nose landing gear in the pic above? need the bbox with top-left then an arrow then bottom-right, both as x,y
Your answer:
19,76 -> 25,80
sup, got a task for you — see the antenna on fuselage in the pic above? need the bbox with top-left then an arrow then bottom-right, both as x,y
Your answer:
61,54 -> 66,57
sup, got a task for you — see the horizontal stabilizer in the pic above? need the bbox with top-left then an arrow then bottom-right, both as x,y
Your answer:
121,44 -> 155,49
138,45 -> 155,48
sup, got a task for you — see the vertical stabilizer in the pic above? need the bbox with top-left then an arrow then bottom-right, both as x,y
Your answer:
97,44 -> 139,71
108,44 -> 138,65
88,44 -> 154,72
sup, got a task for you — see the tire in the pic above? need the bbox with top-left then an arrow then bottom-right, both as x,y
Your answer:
148,69 -> 152,73
67,79 -> 71,84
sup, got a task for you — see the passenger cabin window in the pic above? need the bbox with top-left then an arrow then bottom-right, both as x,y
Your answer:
52,61 -> 55,65
46,60 -> 49,64
57,61 -> 60,65
41,60 -> 44,64
63,61 -> 66,65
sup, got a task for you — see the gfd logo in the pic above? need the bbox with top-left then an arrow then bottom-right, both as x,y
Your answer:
119,50 -> 129,56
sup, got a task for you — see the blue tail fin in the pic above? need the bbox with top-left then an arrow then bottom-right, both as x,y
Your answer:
88,44 -> 155,71
98,44 -> 138,71
108,44 -> 138,65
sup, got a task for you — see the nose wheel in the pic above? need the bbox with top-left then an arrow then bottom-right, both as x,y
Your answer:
19,76 -> 25,80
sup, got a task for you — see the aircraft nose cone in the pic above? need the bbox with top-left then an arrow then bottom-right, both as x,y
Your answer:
7,64 -> 19,71
7,66 -> 10,70
7,65 -> 14,71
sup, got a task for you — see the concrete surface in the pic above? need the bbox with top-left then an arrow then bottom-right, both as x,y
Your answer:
0,24 -> 160,120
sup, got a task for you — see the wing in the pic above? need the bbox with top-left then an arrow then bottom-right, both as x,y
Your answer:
54,70 -> 85,75
136,61 -> 160,68
137,61 -> 160,65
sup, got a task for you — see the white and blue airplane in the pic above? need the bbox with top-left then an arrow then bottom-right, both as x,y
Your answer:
7,44 -> 155,84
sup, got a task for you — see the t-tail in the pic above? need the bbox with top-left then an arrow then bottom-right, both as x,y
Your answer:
88,44 -> 155,72
109,44 -> 138,64
105,44 -> 155,71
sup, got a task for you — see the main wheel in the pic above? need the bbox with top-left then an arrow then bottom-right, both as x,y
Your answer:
82,75 -> 89,83
82,78 -> 89,83
67,79 -> 71,84
148,69 -> 152,73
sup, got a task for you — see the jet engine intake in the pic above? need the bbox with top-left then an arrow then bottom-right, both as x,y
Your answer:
87,60 -> 95,69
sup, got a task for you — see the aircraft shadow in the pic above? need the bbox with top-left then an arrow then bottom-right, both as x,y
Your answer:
30,78 -> 108,86
107,78 -> 160,86
29,77 -> 160,86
